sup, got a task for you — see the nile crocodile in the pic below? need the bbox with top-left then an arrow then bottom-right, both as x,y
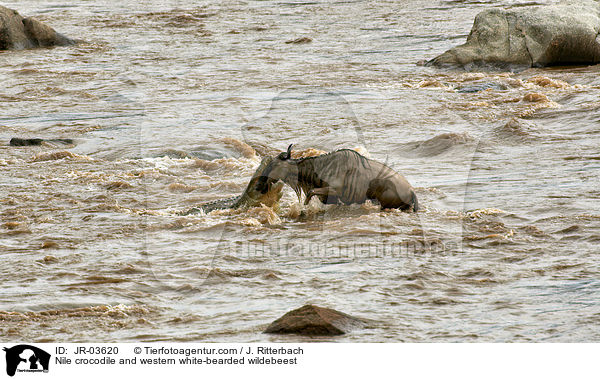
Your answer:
181,155 -> 284,215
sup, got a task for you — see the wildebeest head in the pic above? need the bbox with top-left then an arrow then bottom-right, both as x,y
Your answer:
255,144 -> 299,195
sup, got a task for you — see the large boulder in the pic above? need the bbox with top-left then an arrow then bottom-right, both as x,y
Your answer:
0,5 -> 74,50
264,305 -> 368,336
426,0 -> 600,70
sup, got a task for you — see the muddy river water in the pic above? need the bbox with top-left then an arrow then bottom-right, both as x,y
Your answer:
1,0 -> 599,342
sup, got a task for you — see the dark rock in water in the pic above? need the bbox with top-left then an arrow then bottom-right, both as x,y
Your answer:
10,138 -> 74,146
426,0 -> 600,70
456,82 -> 507,93
285,37 -> 312,44
0,5 -> 75,50
264,304 -> 368,336
10,138 -> 44,146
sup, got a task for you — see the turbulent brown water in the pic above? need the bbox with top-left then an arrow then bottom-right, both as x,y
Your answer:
1,0 -> 599,342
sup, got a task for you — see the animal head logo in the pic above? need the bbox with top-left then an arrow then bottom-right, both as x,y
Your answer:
3,345 -> 50,377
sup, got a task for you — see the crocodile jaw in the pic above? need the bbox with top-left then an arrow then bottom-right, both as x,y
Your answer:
234,180 -> 284,210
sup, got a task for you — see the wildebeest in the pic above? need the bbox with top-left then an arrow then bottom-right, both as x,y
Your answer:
255,145 -> 419,211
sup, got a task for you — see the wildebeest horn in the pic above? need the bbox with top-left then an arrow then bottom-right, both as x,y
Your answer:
286,144 -> 293,159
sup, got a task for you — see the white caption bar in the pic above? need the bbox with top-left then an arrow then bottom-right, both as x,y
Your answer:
0,343 -> 596,378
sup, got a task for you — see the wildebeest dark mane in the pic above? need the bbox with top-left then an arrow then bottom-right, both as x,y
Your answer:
294,149 -> 371,169
292,148 -> 364,161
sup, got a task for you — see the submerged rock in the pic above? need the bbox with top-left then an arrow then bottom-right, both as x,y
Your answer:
285,37 -> 312,44
398,132 -> 473,157
0,5 -> 74,50
456,82 -> 507,93
264,304 -> 368,336
426,0 -> 600,70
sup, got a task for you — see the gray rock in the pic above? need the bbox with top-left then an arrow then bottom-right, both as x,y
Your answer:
427,0 -> 600,70
264,304 -> 368,336
0,5 -> 74,50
